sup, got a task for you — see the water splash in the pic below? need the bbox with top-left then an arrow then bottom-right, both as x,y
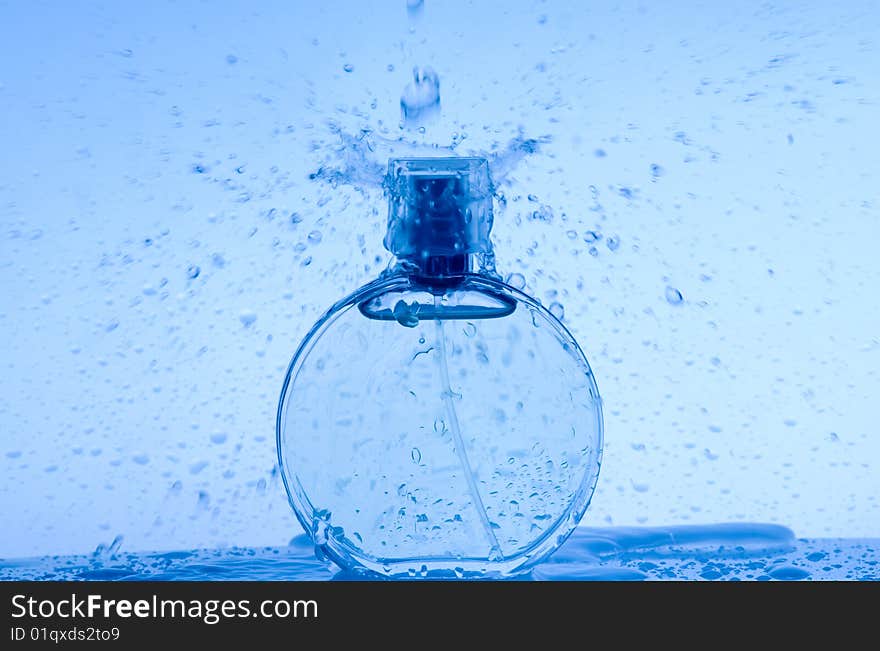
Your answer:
400,66 -> 440,128
307,124 -> 552,194
3,524 -> 874,581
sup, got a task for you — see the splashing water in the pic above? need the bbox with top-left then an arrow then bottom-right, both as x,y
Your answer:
307,123 -> 552,193
3,524 -> 875,581
401,66 -> 440,129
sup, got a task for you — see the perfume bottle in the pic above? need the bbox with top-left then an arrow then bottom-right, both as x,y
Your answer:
277,157 -> 603,578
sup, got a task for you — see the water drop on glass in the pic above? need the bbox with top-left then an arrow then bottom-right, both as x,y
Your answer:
239,310 -> 257,327
506,273 -> 526,290
210,432 -> 228,445
665,286 -> 683,305
308,230 -> 322,244
549,302 -> 565,321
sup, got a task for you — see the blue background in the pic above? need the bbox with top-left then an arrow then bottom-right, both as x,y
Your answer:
1,0 -> 878,559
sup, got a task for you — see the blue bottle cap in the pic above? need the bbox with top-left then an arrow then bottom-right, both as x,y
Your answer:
383,157 -> 494,266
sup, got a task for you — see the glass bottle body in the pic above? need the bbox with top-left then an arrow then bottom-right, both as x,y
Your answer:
277,272 -> 603,578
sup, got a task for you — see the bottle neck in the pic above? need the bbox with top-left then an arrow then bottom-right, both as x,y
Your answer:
390,251 -> 497,291
406,252 -> 471,276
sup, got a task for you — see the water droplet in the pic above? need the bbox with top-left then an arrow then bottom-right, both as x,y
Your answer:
411,447 -> 422,463
401,66 -> 440,128
190,461 -> 209,475
650,163 -> 665,178
463,322 -> 477,337
768,565 -> 810,581
307,230 -> 323,244
630,480 -> 650,493
665,286 -> 683,305
392,300 -> 419,327
506,273 -> 526,290
549,302 -> 565,321
239,310 -> 257,327
343,63 -> 354,73
186,264 -> 200,279
583,230 -> 601,243
606,235 -> 620,251
210,432 -> 228,445
406,0 -> 425,19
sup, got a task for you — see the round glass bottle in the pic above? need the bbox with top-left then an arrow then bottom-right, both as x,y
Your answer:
277,157 -> 603,578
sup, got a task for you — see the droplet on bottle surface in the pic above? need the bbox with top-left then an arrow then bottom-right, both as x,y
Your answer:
549,302 -> 565,321
606,235 -> 620,251
308,230 -> 322,244
343,63 -> 354,73
392,300 -> 419,327
186,264 -> 200,279
583,230 -> 601,243
665,286 -> 683,305
400,66 -> 440,128
463,322 -> 477,337
506,273 -> 526,290
411,447 -> 422,464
